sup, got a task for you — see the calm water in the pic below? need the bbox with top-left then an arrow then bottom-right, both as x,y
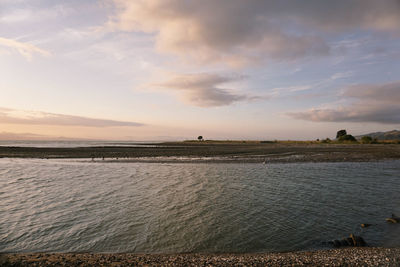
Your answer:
0,140 -> 159,148
1,159 -> 400,253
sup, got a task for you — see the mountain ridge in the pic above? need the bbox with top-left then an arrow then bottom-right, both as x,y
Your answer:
357,130 -> 400,140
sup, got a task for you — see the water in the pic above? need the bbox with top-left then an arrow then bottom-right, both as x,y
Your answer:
1,159 -> 399,253
0,140 -> 159,148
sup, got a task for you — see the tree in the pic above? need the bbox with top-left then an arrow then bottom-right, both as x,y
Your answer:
361,136 -> 373,144
197,136 -> 203,141
321,138 -> 331,143
336,129 -> 347,139
338,134 -> 357,142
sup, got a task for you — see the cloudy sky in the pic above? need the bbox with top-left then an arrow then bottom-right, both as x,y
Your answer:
1,0 -> 400,140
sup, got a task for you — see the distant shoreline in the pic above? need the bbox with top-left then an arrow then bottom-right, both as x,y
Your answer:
0,143 -> 399,163
2,248 -> 400,266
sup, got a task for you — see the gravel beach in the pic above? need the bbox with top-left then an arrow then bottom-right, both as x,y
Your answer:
2,248 -> 400,266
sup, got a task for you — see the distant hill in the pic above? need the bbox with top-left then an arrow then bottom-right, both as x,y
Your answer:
357,130 -> 400,140
0,132 -> 85,141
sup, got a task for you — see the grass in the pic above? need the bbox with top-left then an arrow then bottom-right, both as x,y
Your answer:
182,139 -> 400,145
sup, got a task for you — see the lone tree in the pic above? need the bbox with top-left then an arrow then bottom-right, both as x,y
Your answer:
336,129 -> 347,139
336,129 -> 357,142
197,136 -> 204,141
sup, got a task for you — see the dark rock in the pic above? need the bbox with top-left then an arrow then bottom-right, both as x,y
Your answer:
333,240 -> 341,247
331,234 -> 367,247
361,223 -> 372,228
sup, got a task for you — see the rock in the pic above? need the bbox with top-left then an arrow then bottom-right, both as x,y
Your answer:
361,223 -> 372,228
333,240 -> 341,247
331,234 -> 367,247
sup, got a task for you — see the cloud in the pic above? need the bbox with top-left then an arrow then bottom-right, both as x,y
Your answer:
288,81 -> 400,124
152,73 -> 258,107
330,71 -> 353,80
106,0 -> 400,66
0,107 -> 143,127
105,0 -> 329,66
342,82 -> 400,102
0,37 -> 51,60
270,85 -> 313,97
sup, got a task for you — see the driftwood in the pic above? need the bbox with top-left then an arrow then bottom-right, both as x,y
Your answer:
386,214 -> 399,223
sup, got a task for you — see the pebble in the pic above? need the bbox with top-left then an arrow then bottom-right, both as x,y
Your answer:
2,248 -> 400,266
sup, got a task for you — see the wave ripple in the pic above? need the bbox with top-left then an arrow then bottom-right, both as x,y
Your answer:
1,159 -> 400,253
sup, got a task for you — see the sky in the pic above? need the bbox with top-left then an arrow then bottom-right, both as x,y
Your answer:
0,0 -> 400,141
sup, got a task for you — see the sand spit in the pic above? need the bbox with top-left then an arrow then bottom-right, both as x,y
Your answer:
2,248 -> 400,266
0,143 -> 400,163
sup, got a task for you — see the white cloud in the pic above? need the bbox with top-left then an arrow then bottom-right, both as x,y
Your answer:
272,85 -> 312,95
330,71 -> 353,80
0,4 -> 75,24
0,37 -> 51,60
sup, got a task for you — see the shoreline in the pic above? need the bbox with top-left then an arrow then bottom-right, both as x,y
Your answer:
2,248 -> 400,266
1,143 -> 399,163
61,156 -> 400,164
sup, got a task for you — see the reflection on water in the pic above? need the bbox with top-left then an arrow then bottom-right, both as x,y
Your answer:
1,159 -> 399,253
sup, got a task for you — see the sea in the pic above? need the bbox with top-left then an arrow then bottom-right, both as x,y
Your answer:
0,140 -> 158,148
1,143 -> 400,253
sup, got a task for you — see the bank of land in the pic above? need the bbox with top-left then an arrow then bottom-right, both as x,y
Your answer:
0,142 -> 400,163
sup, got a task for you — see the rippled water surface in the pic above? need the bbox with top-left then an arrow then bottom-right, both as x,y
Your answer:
1,159 -> 400,253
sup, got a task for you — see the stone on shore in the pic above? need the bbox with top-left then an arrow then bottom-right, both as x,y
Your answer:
2,247 -> 400,267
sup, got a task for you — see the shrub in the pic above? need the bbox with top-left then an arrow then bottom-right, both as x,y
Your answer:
361,136 -> 373,144
338,134 -> 357,142
321,138 -> 331,143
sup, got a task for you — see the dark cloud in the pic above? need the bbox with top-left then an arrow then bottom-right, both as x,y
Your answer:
154,73 -> 258,107
343,82 -> 400,102
0,107 -> 144,127
289,106 -> 400,124
107,0 -> 400,66
288,81 -> 400,124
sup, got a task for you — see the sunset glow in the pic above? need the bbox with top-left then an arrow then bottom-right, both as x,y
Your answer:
1,0 -> 400,140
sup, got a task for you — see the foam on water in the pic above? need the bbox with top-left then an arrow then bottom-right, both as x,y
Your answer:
1,159 -> 400,253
